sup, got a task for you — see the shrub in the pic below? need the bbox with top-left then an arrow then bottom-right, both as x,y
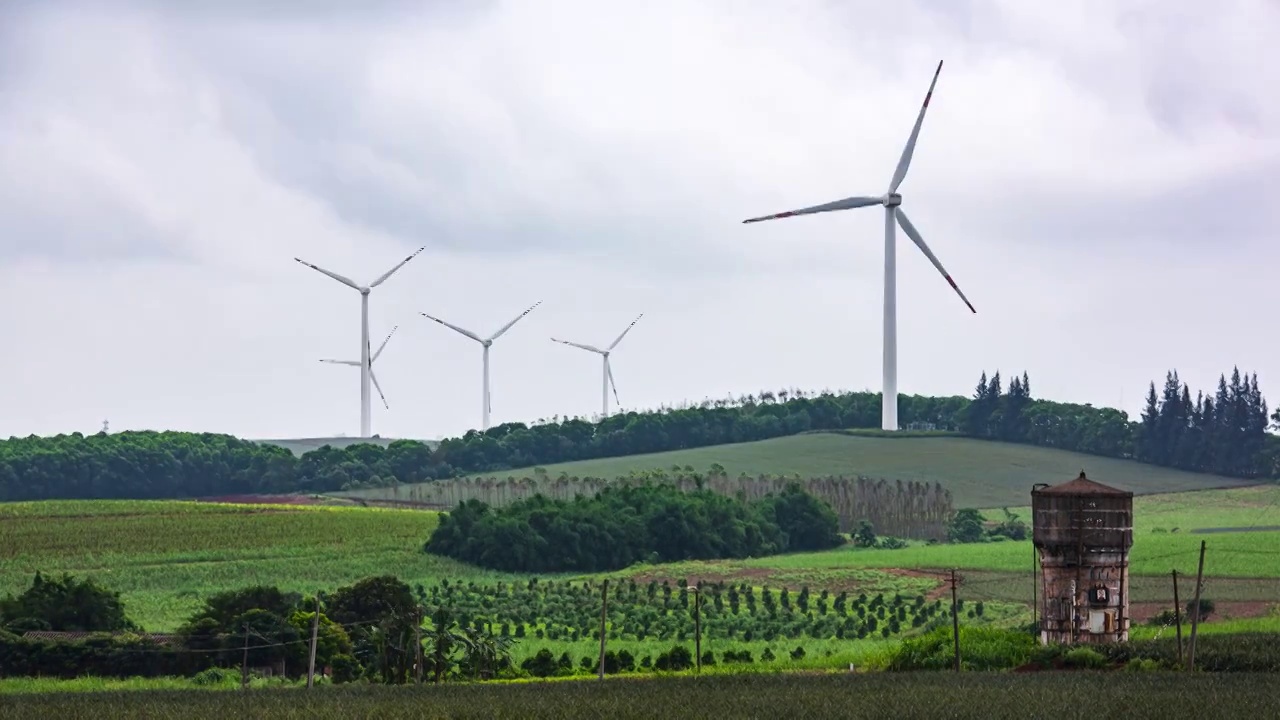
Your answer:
655,646 -> 694,672
1062,648 -> 1108,670
191,667 -> 234,687
330,654 -> 362,684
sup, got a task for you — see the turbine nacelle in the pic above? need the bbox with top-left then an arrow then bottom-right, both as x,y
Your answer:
883,193 -> 903,208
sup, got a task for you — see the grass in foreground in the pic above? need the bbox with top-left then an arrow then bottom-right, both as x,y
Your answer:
344,433 -> 1257,509
3,672 -> 1279,719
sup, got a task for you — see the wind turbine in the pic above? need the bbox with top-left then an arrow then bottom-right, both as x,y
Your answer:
295,246 -> 424,437
319,326 -> 400,420
551,314 -> 643,419
741,60 -> 976,432
419,301 -> 542,431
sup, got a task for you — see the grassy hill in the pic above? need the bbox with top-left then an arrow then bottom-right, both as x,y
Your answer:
343,432 -> 1260,509
252,435 -> 440,456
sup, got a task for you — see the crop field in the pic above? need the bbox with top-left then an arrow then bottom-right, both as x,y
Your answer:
342,433 -> 1257,509
0,500 -> 516,630
5,486 -> 1277,637
4,673 -> 1280,719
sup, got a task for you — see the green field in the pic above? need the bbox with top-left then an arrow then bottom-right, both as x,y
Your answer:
4,673 -> 1279,719
5,485 -> 1279,637
0,500 -> 514,630
343,433 -> 1258,508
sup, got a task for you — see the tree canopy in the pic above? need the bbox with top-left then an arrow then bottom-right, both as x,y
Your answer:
2,366 -> 1276,502
423,482 -> 842,573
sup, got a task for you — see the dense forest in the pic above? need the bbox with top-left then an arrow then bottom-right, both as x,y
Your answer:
423,483 -> 844,572
1,366 -> 1277,502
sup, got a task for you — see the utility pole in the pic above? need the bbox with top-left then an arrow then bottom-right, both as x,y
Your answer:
950,569 -> 961,673
1187,541 -> 1207,671
597,580 -> 609,680
693,586 -> 702,673
241,623 -> 250,690
1171,570 -> 1183,666
307,593 -> 322,689
414,607 -> 423,685
1031,544 -> 1038,637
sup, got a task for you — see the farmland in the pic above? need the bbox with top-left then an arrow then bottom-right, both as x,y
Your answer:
5,483 -> 1279,637
340,432 -> 1258,509
4,673 -> 1280,719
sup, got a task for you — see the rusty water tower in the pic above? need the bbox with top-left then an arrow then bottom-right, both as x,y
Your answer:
1032,470 -> 1134,645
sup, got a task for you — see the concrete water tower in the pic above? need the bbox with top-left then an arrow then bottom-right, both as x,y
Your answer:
1032,471 -> 1134,645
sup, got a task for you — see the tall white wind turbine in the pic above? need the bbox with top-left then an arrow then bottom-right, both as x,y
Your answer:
419,301 -> 542,431
741,60 -> 976,432
319,326 -> 400,417
295,246 -> 424,437
551,314 -> 643,419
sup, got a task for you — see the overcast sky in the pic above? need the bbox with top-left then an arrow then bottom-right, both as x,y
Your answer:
2,0 -> 1277,442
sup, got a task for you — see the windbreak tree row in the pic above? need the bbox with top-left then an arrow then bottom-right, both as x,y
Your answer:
2,365 -> 1276,501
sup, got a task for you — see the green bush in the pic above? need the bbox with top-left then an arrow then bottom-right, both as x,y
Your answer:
330,654 -> 362,684
191,667 -> 235,687
1062,648 -> 1108,670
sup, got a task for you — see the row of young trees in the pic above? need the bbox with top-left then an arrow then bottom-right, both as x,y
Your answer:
2,368 -> 1277,501
424,483 -> 844,573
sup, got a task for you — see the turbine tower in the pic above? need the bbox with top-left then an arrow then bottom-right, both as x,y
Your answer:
319,326 -> 400,420
551,314 -> 643,419
295,246 -> 424,437
419,301 -> 542,431
741,60 -> 975,432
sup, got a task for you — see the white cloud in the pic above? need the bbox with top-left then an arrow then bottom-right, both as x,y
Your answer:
1,0 -> 1276,441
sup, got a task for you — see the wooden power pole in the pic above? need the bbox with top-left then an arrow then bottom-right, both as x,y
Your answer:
950,569 -> 961,673
240,623 -> 250,690
414,607 -> 424,685
694,586 -> 702,673
1171,570 -> 1183,666
597,580 -> 609,680
307,593 -> 322,688
1187,541 -> 1207,671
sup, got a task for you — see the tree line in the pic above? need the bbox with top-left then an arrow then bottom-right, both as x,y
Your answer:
962,366 -> 1278,479
2,366 -> 1276,502
0,572 -> 511,684
423,482 -> 844,573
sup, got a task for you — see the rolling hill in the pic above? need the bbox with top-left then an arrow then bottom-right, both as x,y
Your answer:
338,431 -> 1262,509
252,435 -> 441,456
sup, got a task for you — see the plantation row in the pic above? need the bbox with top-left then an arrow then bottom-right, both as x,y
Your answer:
412,577 -> 975,643
4,365 -> 1277,502
360,469 -> 953,538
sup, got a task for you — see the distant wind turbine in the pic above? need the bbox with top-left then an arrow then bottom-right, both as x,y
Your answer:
319,326 -> 400,420
420,301 -> 542,431
551,314 -> 643,419
741,60 -> 975,432
295,246 -> 424,437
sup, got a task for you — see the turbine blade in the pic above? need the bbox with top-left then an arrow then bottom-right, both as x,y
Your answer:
368,246 -> 425,288
888,60 -> 944,194
606,359 -> 621,407
319,359 -> 361,366
487,301 -> 542,341
372,325 -> 399,363
551,337 -> 603,354
370,369 -> 390,410
421,312 -> 482,343
607,313 -> 643,351
742,196 -> 882,224
895,208 -> 976,314
294,258 -> 360,290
